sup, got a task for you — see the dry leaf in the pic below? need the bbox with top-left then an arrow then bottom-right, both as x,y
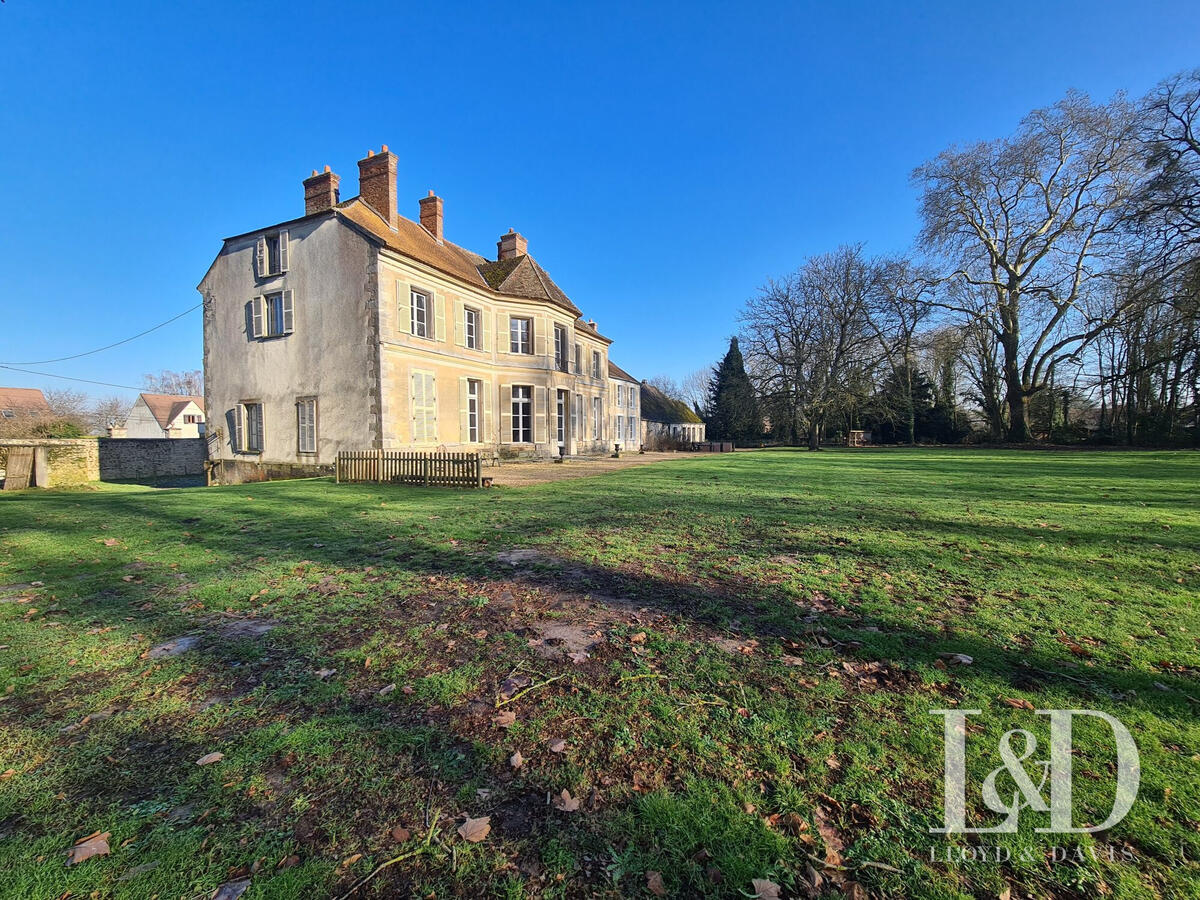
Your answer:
498,674 -> 532,699
646,870 -> 667,896
751,878 -> 782,899
340,853 -> 362,869
457,816 -> 491,843
1001,697 -> 1035,711
548,738 -> 567,753
212,878 -> 251,900
510,750 -> 525,769
66,831 -> 110,865
554,789 -> 580,812
390,825 -> 411,843
377,683 -> 397,697
493,710 -> 516,728
844,882 -> 869,900
196,752 -> 225,766
630,632 -> 647,643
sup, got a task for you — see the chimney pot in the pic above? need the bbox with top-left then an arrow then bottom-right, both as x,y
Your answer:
497,229 -> 528,260
381,144 -> 388,152
303,167 -> 341,215
357,147 -> 398,228
419,191 -> 444,242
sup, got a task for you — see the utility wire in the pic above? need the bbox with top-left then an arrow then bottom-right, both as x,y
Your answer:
0,365 -> 147,393
0,303 -> 202,365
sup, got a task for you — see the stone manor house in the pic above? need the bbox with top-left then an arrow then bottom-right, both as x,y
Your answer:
200,146 -> 640,483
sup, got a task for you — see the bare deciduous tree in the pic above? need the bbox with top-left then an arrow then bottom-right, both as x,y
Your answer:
915,92 -> 1144,441
143,369 -> 202,396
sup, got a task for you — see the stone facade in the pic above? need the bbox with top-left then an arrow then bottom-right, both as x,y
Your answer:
0,439 -> 99,487
0,438 -> 207,487
201,147 -> 626,484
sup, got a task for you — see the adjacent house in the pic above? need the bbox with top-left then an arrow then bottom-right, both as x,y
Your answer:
0,387 -> 52,423
121,393 -> 206,438
608,362 -> 641,449
640,382 -> 706,445
200,146 -> 623,483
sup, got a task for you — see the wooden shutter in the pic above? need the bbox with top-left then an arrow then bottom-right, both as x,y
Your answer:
278,229 -> 289,272
282,289 -> 295,334
479,309 -> 488,354
234,404 -> 245,451
500,383 -> 511,443
251,296 -> 264,338
498,314 -> 508,353
459,377 -> 470,442
453,300 -> 465,346
255,237 -> 266,278
426,373 -> 437,442
483,379 -> 493,442
410,371 -> 424,442
534,318 -> 547,359
397,281 -> 411,335
434,295 -> 446,342
534,386 -> 548,444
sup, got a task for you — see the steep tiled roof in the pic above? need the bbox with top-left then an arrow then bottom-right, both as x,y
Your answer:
640,382 -> 703,425
335,198 -> 583,317
608,361 -> 638,383
0,387 -> 51,416
139,393 -> 204,429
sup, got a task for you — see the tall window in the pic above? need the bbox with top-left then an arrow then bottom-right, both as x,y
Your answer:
253,291 -> 294,338
592,351 -> 601,378
617,384 -> 625,407
510,317 -> 532,354
465,307 -> 480,350
574,343 -> 582,374
556,390 -> 566,445
592,397 -> 601,439
265,233 -> 282,274
554,324 -> 568,372
466,380 -> 480,443
257,230 -> 288,277
297,398 -> 317,453
237,401 -> 263,453
512,386 -> 532,442
572,393 -> 581,438
411,290 -> 429,338
411,371 -> 437,442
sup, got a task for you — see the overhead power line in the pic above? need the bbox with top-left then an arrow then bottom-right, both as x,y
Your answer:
0,303 -> 202,365
0,365 -> 147,393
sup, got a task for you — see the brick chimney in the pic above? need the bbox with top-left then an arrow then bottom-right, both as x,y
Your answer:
303,165 -> 340,214
497,228 -> 528,260
357,146 -> 397,228
419,190 -> 444,242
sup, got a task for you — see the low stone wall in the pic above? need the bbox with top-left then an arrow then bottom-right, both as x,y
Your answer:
97,438 -> 207,481
210,458 -> 334,485
0,439 -> 100,487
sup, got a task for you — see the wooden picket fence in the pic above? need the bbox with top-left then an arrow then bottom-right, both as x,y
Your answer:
336,450 -> 482,488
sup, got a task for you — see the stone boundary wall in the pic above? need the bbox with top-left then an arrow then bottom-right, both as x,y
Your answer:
0,439 -> 100,487
98,438 -> 207,481
0,438 -> 207,487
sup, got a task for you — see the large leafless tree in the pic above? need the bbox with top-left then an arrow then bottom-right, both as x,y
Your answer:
914,92 -> 1144,441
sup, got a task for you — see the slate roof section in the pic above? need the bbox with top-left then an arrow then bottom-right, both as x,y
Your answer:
639,382 -> 703,425
139,393 -> 204,429
0,387 -> 51,416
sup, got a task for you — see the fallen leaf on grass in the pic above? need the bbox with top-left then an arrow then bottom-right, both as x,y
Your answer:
339,853 -> 362,869
390,825 -> 411,843
315,668 -> 336,680
548,739 -> 567,753
493,710 -> 516,728
377,683 -> 397,697
498,675 -> 532,700
751,878 -> 782,899
844,882 -> 869,900
510,750 -> 525,769
65,831 -> 110,865
212,878 -> 251,900
1001,697 -> 1035,711
630,632 -> 647,644
196,752 -> 225,766
457,816 -> 491,843
646,870 -> 667,896
554,789 -> 580,812
939,652 -> 974,665
276,855 -> 299,870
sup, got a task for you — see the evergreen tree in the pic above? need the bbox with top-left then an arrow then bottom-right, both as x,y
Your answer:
706,338 -> 760,443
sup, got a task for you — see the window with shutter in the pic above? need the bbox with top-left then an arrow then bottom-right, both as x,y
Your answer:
411,371 -> 437,442
237,402 -> 264,453
297,398 -> 317,454
251,296 -> 264,338
510,317 -> 532,354
411,291 -> 430,338
281,290 -> 294,334
511,386 -> 532,443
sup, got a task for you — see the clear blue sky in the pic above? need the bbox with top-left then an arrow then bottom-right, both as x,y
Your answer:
1,1 -> 1196,403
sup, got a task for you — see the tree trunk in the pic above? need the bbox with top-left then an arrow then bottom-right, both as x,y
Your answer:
1001,333 -> 1031,443
808,421 -> 820,451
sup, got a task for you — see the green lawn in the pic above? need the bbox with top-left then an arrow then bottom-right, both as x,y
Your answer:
1,449 -> 1197,899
